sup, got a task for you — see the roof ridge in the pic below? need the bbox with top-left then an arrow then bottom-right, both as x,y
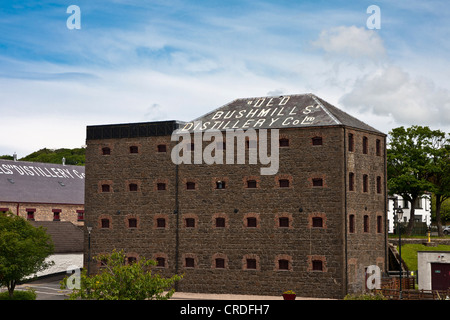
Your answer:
308,94 -> 342,125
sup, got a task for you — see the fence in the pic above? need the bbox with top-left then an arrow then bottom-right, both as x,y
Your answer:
381,276 -> 415,290
375,288 -> 450,300
377,276 -> 450,300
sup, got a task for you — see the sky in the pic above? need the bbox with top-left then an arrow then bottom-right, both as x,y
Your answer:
1,0 -> 449,157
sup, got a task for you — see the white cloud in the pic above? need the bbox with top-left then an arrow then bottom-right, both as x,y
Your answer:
339,65 -> 450,129
312,25 -> 386,62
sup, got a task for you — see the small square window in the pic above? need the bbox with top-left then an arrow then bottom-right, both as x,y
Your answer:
99,258 -> 108,268
279,217 -> 289,228
215,258 -> 225,269
102,147 -> 111,155
216,181 -> 226,189
156,257 -> 165,268
215,217 -> 225,228
246,259 -> 257,269
77,210 -> 84,221
312,178 -> 323,187
312,260 -> 323,271
185,218 -> 195,228
279,138 -> 289,147
279,179 -> 289,188
312,217 -> 323,228
129,183 -> 138,192
127,257 -> 137,265
157,218 -> 166,228
247,217 -> 257,228
312,137 -> 323,146
186,182 -> 196,190
185,257 -> 195,268
247,180 -> 257,188
101,218 -> 110,229
129,146 -> 139,154
157,183 -> 166,191
101,184 -> 110,192
157,144 -> 167,152
27,211 -> 35,221
278,259 -> 289,270
128,218 -> 137,228
53,212 -> 60,221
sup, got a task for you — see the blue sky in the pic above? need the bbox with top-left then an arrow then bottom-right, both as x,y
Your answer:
1,0 -> 449,156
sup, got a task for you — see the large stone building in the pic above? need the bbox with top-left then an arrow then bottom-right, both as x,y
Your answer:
84,93 -> 387,299
0,159 -> 85,225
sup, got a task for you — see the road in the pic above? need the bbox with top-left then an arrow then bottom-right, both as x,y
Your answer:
1,273 -> 70,300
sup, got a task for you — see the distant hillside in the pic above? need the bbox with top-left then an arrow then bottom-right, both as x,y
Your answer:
0,148 -> 85,166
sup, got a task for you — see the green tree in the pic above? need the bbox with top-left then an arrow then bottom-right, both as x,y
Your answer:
427,134 -> 450,236
387,126 -> 441,235
61,250 -> 182,300
0,212 -> 54,298
19,147 -> 85,166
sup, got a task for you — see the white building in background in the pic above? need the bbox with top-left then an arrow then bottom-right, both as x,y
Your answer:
387,193 -> 432,233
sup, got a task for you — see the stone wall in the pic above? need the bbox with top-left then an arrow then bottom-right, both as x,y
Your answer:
84,125 -> 386,299
0,202 -> 84,226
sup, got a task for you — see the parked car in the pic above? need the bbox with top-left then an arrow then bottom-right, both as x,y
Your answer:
444,226 -> 450,235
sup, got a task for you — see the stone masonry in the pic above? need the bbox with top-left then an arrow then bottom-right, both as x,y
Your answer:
84,94 -> 387,299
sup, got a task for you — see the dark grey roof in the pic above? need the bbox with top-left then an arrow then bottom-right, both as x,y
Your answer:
0,160 -> 84,204
86,120 -> 185,140
30,221 -> 83,253
180,93 -> 384,134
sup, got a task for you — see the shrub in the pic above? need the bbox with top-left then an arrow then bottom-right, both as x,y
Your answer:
344,292 -> 386,300
0,289 -> 36,300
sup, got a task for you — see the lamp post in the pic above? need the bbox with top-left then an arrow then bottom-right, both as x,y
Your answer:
389,196 -> 404,299
86,224 -> 93,277
394,202 -> 404,300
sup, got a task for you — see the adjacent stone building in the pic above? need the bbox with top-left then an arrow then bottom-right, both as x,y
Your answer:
0,159 -> 85,225
84,93 -> 387,299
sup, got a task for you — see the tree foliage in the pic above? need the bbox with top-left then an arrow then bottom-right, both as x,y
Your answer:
0,212 -> 54,298
61,250 -> 182,300
19,147 -> 85,166
387,126 -> 449,235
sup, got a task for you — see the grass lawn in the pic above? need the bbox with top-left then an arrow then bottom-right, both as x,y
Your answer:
399,243 -> 450,271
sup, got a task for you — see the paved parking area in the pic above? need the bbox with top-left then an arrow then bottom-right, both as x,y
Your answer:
0,274 -> 70,300
2,273 -> 330,300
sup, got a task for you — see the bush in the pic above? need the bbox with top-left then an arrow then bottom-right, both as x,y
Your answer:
0,289 -> 36,300
344,292 -> 386,300
61,249 -> 182,300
